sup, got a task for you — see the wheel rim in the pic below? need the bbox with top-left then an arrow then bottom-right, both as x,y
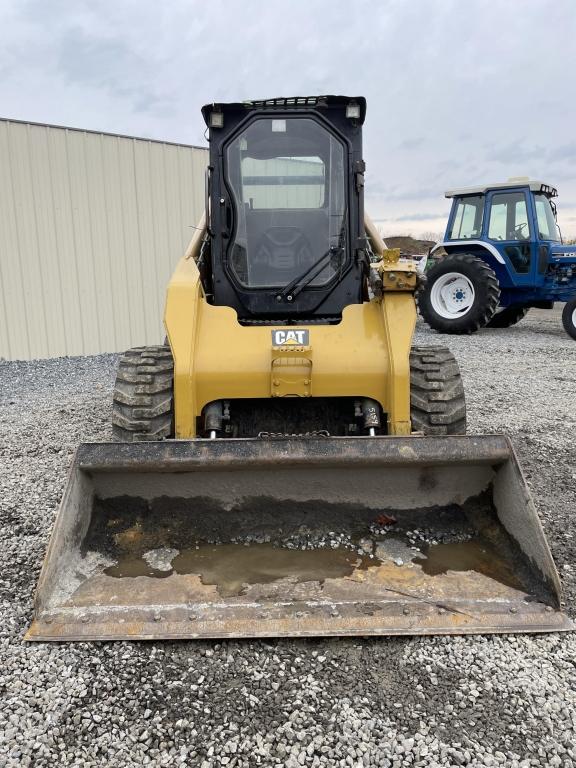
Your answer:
430,272 -> 476,319
572,307 -> 576,329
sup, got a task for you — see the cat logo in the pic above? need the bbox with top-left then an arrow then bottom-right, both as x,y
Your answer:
271,329 -> 309,346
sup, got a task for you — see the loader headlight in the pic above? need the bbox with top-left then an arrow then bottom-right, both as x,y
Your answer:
210,110 -> 224,128
346,102 -> 361,120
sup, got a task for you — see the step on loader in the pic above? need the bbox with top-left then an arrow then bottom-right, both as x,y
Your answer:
26,97 -> 573,641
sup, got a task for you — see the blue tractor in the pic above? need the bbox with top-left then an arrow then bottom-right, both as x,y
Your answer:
418,179 -> 576,339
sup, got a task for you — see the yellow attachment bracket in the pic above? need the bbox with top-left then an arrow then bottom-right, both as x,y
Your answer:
377,258 -> 418,292
271,343 -> 313,397
382,247 -> 401,264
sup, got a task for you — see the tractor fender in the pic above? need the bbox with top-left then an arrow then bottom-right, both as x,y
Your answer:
428,241 -> 510,286
430,241 -> 505,265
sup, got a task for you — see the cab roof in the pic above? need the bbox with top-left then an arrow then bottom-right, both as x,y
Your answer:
445,178 -> 557,198
201,96 -> 367,126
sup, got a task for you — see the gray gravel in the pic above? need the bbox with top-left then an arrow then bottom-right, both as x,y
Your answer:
1,309 -> 576,767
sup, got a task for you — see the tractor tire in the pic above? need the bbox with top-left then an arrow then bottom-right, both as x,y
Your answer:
410,346 -> 466,435
418,253 -> 500,334
486,304 -> 529,328
112,345 -> 175,441
562,297 -> 576,340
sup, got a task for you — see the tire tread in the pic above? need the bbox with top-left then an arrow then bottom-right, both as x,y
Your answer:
112,345 -> 174,441
562,298 -> 576,341
486,304 -> 529,329
410,346 -> 466,435
418,253 -> 500,334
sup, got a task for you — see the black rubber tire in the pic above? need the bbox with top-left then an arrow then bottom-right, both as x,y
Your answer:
418,253 -> 500,334
486,304 -> 529,328
562,297 -> 576,340
112,346 -> 175,441
410,346 -> 466,435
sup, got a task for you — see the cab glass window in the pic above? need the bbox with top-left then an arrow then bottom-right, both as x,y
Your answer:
534,194 -> 560,242
488,192 -> 530,241
225,117 -> 347,288
448,196 -> 484,240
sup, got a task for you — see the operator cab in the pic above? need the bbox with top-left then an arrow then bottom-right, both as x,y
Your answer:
201,97 -> 368,323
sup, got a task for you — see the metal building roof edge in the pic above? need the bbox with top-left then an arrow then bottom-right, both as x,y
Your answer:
0,116 -> 208,152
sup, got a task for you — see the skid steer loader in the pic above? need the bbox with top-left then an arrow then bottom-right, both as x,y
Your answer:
26,96 -> 572,641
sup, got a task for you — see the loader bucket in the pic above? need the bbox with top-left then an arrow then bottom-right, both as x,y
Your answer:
26,436 -> 573,641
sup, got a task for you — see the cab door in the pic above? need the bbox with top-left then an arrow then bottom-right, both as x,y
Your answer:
484,189 -> 537,287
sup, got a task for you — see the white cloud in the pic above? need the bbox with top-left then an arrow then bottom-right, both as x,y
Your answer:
1,0 -> 575,235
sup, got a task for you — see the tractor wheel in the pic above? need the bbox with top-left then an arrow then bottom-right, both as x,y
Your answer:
112,345 -> 175,441
410,346 -> 466,435
486,304 -> 530,328
562,297 -> 576,340
418,253 -> 500,334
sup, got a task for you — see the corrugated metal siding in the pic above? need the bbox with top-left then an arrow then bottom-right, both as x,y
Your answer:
0,119 -> 207,360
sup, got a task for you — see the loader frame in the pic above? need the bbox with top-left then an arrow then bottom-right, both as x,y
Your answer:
165,221 -> 418,437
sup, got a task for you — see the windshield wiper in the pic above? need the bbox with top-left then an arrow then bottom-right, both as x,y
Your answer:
277,246 -> 343,302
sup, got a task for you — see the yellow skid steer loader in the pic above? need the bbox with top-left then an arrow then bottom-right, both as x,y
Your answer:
26,97 -> 572,641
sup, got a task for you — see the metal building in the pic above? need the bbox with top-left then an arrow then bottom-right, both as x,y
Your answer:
0,118 -> 207,361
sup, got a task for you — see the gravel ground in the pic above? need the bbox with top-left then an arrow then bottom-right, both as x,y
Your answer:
1,308 -> 575,767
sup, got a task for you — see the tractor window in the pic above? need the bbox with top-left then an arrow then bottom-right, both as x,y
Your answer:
448,196 -> 484,240
534,194 -> 560,241
488,192 -> 530,242
225,118 -> 347,288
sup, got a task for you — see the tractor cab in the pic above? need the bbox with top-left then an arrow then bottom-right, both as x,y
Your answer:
441,179 -> 573,282
200,97 -> 368,322
420,179 -> 576,339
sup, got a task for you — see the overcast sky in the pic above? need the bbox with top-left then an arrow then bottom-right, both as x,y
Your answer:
1,0 -> 575,237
